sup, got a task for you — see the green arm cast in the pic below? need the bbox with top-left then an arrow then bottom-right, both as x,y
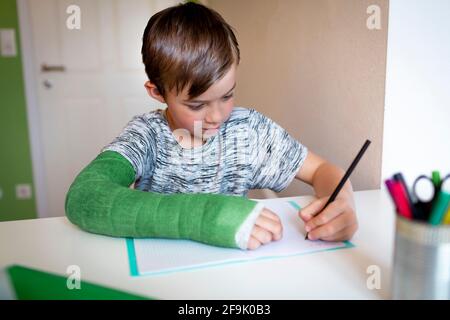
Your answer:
65,150 -> 258,248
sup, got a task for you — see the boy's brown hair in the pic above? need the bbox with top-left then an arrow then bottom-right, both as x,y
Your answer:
141,2 -> 240,100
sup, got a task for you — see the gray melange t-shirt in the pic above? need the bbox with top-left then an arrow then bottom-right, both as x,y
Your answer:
102,107 -> 308,197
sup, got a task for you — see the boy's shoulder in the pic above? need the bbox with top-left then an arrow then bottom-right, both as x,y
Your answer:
226,106 -> 272,130
226,106 -> 263,125
126,108 -> 167,130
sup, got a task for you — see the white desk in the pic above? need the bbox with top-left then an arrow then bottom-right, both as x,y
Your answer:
0,189 -> 396,299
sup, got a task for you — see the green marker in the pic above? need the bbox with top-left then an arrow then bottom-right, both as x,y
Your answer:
429,178 -> 450,225
432,170 -> 441,188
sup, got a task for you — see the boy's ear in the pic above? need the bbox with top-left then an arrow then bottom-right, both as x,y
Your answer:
144,81 -> 165,103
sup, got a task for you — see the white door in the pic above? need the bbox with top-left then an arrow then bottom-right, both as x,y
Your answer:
28,0 -> 178,217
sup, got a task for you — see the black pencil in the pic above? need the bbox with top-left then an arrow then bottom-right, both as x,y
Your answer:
305,139 -> 371,240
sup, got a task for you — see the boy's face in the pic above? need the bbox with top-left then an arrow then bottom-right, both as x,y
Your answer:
145,64 -> 236,142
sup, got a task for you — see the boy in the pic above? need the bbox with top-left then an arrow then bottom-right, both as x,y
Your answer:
65,2 -> 357,250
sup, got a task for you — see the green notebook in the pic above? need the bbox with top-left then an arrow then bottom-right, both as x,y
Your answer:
0,265 -> 151,300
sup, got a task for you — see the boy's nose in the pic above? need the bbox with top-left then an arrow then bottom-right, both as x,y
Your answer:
205,105 -> 223,125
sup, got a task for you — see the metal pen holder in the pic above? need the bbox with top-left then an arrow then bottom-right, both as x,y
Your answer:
392,216 -> 450,299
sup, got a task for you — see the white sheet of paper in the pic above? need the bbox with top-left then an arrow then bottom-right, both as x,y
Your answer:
132,198 -> 350,275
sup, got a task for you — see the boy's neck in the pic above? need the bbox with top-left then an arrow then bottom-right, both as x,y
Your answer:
164,108 -> 206,148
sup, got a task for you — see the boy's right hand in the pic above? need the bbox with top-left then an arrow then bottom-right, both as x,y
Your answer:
247,208 -> 283,250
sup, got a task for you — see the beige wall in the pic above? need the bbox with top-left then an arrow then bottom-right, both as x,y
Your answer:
209,0 -> 389,198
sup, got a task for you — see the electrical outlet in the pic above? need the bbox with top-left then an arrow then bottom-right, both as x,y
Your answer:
16,184 -> 32,200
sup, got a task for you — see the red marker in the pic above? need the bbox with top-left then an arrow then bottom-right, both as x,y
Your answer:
387,180 -> 413,219
385,179 -> 400,212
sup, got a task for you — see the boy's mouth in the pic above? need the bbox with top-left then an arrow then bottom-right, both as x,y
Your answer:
202,125 -> 220,131
202,126 -> 220,136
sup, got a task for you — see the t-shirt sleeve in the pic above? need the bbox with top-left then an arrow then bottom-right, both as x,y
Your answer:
248,109 -> 308,192
101,114 -> 155,180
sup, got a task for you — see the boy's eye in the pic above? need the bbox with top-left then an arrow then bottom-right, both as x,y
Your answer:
186,93 -> 233,110
187,104 -> 205,110
222,93 -> 234,101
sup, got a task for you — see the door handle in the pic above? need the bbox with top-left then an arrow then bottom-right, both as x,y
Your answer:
41,63 -> 66,72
